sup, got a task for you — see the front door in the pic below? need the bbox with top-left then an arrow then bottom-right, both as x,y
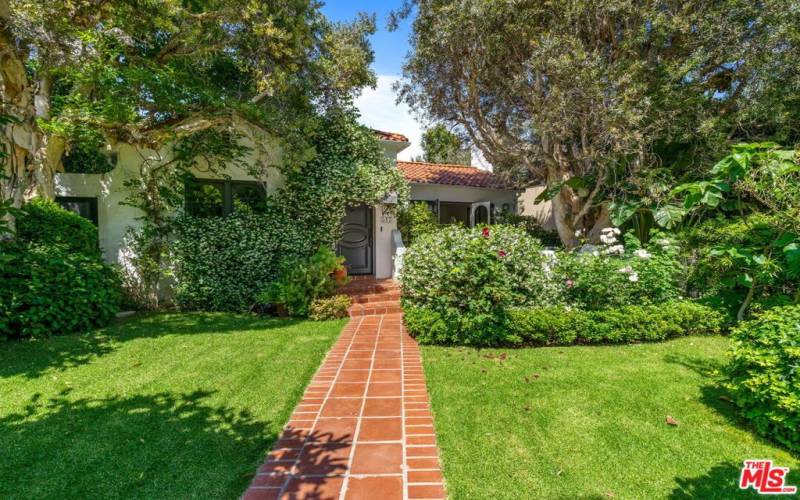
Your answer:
337,205 -> 373,275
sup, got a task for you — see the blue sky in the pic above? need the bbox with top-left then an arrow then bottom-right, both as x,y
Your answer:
320,1 -> 411,76
320,1 -> 425,160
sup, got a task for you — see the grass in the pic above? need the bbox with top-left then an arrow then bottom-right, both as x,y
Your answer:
0,312 -> 345,499
421,336 -> 800,499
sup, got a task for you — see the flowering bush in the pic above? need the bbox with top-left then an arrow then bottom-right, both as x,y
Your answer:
401,225 -> 561,345
555,231 -> 684,309
725,305 -> 800,452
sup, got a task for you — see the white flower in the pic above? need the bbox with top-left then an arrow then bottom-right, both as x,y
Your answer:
628,273 -> 639,282
617,266 -> 634,274
634,249 -> 652,259
605,244 -> 625,255
600,233 -> 618,245
575,229 -> 583,238
541,249 -> 555,258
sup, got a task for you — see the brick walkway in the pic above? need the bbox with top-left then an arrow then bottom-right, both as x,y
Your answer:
243,312 -> 446,500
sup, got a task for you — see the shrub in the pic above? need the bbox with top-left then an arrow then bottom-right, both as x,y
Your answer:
725,305 -> 800,452
397,201 -> 438,245
495,211 -> 562,247
555,237 -> 684,310
508,301 -> 723,346
309,295 -> 352,321
258,247 -> 345,317
171,209 -> 305,312
16,198 -> 99,255
0,242 -> 121,339
408,301 -> 723,347
401,225 -> 562,345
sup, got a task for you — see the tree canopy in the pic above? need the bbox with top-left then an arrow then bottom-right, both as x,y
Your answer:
418,124 -> 471,165
396,0 -> 800,246
1,0 -> 377,222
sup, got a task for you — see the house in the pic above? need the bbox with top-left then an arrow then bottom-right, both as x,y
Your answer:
339,130 -> 521,278
53,125 -> 521,283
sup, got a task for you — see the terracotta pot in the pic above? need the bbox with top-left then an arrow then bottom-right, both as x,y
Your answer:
333,266 -> 348,284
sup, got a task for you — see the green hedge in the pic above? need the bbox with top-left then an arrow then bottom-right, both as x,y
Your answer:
726,305 -> 800,452
0,242 -> 121,339
17,198 -> 99,255
405,301 -> 724,346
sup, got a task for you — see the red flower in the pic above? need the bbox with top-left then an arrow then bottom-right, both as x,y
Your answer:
498,250 -> 507,257
566,279 -> 574,288
482,227 -> 490,238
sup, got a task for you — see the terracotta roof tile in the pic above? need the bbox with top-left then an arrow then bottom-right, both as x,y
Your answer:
397,161 -> 509,189
372,129 -> 410,143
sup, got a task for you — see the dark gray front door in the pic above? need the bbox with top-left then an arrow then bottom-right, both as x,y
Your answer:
337,205 -> 373,275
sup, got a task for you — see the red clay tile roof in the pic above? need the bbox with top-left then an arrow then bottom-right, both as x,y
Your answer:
372,129 -> 410,143
397,161 -> 509,189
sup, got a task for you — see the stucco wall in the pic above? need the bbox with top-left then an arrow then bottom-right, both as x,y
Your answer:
519,185 -> 556,230
409,183 -> 519,212
55,121 -> 284,266
373,204 -> 397,279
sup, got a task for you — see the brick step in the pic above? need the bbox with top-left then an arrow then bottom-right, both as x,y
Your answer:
348,301 -> 403,317
351,291 -> 402,304
338,280 -> 401,296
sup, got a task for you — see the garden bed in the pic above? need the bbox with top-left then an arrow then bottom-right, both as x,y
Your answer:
0,313 -> 344,498
421,336 -> 799,499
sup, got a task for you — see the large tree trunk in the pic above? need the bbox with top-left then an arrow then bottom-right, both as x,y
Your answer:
0,4 -> 58,232
551,190 -> 579,248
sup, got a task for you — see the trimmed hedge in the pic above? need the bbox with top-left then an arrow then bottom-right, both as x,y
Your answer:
726,305 -> 800,452
405,301 -> 724,346
17,198 -> 99,255
0,242 -> 121,339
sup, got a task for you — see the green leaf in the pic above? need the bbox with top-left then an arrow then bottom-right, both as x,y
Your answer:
609,201 -> 640,226
700,188 -> 724,208
784,242 -> 800,276
654,205 -> 685,229
738,273 -> 754,288
535,182 -> 564,203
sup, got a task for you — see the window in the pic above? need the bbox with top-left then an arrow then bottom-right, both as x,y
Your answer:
185,179 -> 266,217
55,196 -> 98,226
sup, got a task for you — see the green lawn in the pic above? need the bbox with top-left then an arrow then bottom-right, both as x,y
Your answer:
422,336 -> 800,499
0,313 -> 344,499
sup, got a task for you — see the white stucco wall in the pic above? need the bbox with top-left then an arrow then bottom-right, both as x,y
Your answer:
409,183 -> 519,212
373,203 -> 398,279
54,120 -> 284,266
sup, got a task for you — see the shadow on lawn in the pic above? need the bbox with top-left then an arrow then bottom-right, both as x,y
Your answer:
0,312 -> 305,379
669,462 -> 760,499
0,389 -> 278,498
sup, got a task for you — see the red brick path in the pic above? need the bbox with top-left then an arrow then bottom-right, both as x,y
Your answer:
243,313 -> 446,500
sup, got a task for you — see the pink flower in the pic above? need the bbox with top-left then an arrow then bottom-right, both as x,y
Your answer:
498,250 -> 507,257
482,227 -> 490,238
566,279 -> 574,288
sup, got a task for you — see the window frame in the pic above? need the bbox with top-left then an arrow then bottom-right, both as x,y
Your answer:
184,178 -> 267,217
54,196 -> 99,226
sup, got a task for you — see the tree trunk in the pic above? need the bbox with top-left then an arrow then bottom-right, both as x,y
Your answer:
0,1 -> 58,234
551,189 -> 579,248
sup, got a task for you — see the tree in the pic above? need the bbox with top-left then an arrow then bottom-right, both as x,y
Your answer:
395,1 -> 800,247
674,143 -> 799,320
0,0 -> 377,230
418,124 -> 470,165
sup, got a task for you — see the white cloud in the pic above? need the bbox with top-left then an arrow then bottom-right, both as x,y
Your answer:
355,74 -> 424,161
